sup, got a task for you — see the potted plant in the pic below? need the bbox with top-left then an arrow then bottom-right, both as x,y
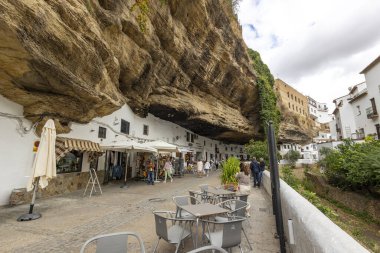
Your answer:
220,157 -> 240,191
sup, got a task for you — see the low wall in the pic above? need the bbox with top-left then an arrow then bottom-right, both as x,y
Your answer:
9,171 -> 104,206
262,171 -> 369,253
305,172 -> 380,220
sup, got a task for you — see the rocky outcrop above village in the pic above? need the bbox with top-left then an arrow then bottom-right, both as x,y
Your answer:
278,104 -> 319,144
0,0 -> 260,144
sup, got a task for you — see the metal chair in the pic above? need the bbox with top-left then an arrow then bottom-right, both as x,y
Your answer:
198,184 -> 219,203
80,231 -> 146,253
188,190 -> 202,204
153,211 -> 194,253
215,199 -> 252,251
203,217 -> 245,253
186,245 -> 228,253
173,195 -> 201,218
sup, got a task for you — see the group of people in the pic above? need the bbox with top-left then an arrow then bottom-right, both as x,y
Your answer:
235,157 -> 266,194
145,157 -> 175,185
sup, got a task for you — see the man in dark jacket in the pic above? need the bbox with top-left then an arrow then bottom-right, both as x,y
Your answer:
258,158 -> 265,187
250,157 -> 260,187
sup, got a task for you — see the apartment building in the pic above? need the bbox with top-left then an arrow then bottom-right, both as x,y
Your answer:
275,79 -> 309,119
332,55 -> 380,140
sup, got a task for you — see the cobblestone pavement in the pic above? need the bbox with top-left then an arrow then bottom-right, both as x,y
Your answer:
0,171 -> 280,253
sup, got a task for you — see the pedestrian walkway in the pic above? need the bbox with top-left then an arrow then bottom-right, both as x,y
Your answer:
0,172 -> 279,252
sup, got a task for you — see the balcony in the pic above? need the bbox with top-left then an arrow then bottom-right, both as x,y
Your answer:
348,88 -> 368,103
366,107 -> 378,119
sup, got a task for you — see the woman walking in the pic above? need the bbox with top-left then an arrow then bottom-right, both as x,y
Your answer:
236,164 -> 251,216
236,164 -> 251,195
163,157 -> 173,183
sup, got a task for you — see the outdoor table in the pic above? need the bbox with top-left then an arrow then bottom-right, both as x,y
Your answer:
204,188 -> 236,203
180,203 -> 229,248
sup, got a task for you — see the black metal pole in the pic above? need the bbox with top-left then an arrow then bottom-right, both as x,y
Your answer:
267,121 -> 286,253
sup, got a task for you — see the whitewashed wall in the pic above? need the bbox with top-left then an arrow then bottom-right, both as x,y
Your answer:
0,95 -> 36,205
262,171 -> 369,253
363,61 -> 380,136
0,95 -> 245,205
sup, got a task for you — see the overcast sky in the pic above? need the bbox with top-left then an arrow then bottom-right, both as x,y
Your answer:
238,0 -> 380,112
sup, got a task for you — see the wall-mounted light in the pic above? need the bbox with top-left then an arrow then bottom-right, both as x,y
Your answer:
90,129 -> 95,132
115,134 -> 119,137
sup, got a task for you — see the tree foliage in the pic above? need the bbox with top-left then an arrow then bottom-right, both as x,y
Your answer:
284,150 -> 301,168
247,49 -> 281,135
321,139 -> 380,192
244,139 -> 268,162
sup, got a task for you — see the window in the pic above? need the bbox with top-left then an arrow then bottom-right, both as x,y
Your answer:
356,106 -> 361,116
287,92 -> 289,98
301,101 -> 303,105
120,119 -> 130,134
56,150 -> 83,174
204,140 -> 206,146
190,134 -> 194,143
291,94 -> 293,100
288,102 -> 291,108
143,125 -> 149,135
298,98 -> 301,103
98,127 -> 106,138
231,147 -> 233,151
292,104 -> 294,110
186,132 -> 190,142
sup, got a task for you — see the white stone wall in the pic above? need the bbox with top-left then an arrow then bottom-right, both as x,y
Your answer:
0,95 -> 245,205
262,171 -> 369,253
363,61 -> 380,137
0,95 -> 37,205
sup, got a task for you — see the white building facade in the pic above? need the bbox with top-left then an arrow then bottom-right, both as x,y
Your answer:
332,54 -> 380,141
0,94 -> 245,206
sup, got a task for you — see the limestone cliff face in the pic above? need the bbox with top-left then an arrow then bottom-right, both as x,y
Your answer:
278,104 -> 318,144
0,0 -> 260,143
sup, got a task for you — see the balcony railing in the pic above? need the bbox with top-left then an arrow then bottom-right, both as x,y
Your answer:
366,107 -> 378,119
349,88 -> 368,103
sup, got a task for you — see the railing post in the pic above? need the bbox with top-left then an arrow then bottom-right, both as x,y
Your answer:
267,121 -> 286,253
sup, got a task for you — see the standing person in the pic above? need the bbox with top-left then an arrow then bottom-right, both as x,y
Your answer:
236,164 -> 251,194
163,157 -> 173,183
215,159 -> 219,170
258,158 -> 265,187
250,157 -> 260,187
147,160 -> 155,185
236,164 -> 251,217
204,160 -> 210,177
196,159 -> 204,177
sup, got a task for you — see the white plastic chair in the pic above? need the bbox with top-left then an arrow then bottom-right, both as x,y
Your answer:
80,231 -> 146,253
186,245 -> 228,253
153,211 -> 194,253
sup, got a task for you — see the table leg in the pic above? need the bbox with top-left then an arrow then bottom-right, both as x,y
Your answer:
195,217 -> 199,248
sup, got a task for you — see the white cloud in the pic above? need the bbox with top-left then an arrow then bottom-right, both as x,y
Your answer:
238,0 -> 380,112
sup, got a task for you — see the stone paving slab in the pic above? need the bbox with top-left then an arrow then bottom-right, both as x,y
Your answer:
0,171 -> 280,253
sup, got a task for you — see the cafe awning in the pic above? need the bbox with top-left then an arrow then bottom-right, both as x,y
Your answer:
56,137 -> 103,161
141,140 -> 179,153
101,140 -> 158,153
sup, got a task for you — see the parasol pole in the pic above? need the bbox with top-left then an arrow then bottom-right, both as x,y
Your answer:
120,151 -> 129,189
17,177 -> 41,221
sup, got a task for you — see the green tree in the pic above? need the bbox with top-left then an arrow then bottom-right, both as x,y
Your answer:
247,49 -> 281,135
244,139 -> 268,162
284,150 -> 301,168
320,139 -> 380,192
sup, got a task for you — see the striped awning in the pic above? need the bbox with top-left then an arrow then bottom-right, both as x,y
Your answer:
56,137 -> 103,161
